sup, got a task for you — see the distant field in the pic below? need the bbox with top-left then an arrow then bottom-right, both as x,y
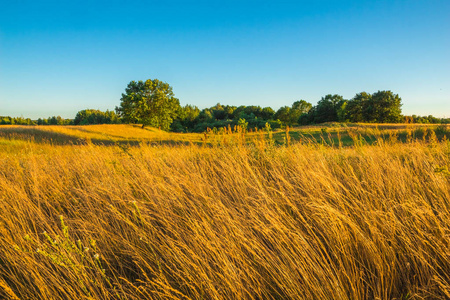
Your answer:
0,123 -> 448,146
0,124 -> 450,299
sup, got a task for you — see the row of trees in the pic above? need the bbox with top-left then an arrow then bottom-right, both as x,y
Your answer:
2,79 -> 449,130
171,103 -> 281,132
0,110 -> 120,126
73,109 -> 120,125
298,91 -> 403,124
116,79 -> 447,132
0,116 -> 72,125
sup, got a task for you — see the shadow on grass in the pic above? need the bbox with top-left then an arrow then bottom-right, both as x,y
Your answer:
0,126 -> 202,147
0,127 -> 82,145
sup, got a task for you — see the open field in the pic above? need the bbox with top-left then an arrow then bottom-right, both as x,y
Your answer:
1,125 -> 450,299
0,123 -> 448,146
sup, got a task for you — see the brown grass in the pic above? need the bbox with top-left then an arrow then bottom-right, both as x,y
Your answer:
0,127 -> 449,299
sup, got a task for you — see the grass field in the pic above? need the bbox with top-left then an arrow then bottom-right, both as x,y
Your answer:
0,123 -> 448,146
0,124 -> 450,299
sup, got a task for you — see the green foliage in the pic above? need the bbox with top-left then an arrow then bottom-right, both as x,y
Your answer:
405,114 -> 448,124
237,118 -> 248,131
275,100 -> 312,126
337,101 -> 348,122
178,104 -> 278,133
116,79 -> 181,130
20,216 -> 108,297
74,109 -> 120,125
312,94 -> 347,123
4,86 -> 449,132
365,90 -> 402,123
0,116 -> 35,125
292,100 -> 313,115
300,91 -> 406,125
343,91 -> 402,123
0,116 -> 72,126
170,104 -> 201,132
345,92 -> 371,122
274,106 -> 291,124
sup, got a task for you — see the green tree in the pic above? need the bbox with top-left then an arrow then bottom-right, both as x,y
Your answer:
181,105 -> 201,123
275,101 -> 312,126
291,100 -> 312,124
346,92 -> 371,122
171,105 -> 201,132
49,116 -> 58,125
313,94 -> 346,123
211,103 -> 228,120
237,118 -> 248,131
292,100 -> 312,115
366,90 -> 402,123
261,107 -> 275,120
116,79 -> 181,130
274,106 -> 291,125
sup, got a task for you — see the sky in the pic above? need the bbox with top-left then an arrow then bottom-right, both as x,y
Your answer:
0,0 -> 449,119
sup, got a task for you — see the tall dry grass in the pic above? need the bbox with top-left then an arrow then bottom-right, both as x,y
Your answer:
0,133 -> 450,299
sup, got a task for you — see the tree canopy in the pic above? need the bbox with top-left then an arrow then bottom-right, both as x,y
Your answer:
367,90 -> 403,123
116,79 -> 181,130
274,100 -> 312,126
343,91 -> 402,123
312,94 -> 347,123
345,92 -> 371,122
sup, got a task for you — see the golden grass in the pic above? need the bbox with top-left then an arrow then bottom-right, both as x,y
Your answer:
0,127 -> 450,299
0,124 -> 205,145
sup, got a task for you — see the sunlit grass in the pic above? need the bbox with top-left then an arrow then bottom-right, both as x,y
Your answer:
0,124 -> 449,299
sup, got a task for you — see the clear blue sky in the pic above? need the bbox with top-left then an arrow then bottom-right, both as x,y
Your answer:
1,0 -> 449,119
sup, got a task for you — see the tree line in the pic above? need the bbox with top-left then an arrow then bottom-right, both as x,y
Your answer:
114,79 -> 450,131
1,79 -> 449,129
0,110 -> 120,126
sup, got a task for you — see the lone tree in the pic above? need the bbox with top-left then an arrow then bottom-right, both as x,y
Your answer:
116,79 -> 181,130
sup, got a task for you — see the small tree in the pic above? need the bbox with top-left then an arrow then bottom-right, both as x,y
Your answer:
237,118 -> 248,131
116,79 -> 181,130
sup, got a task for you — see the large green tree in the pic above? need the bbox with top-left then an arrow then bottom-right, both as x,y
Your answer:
116,79 -> 181,130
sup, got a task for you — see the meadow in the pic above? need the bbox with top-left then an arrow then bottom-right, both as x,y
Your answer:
0,124 -> 450,299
